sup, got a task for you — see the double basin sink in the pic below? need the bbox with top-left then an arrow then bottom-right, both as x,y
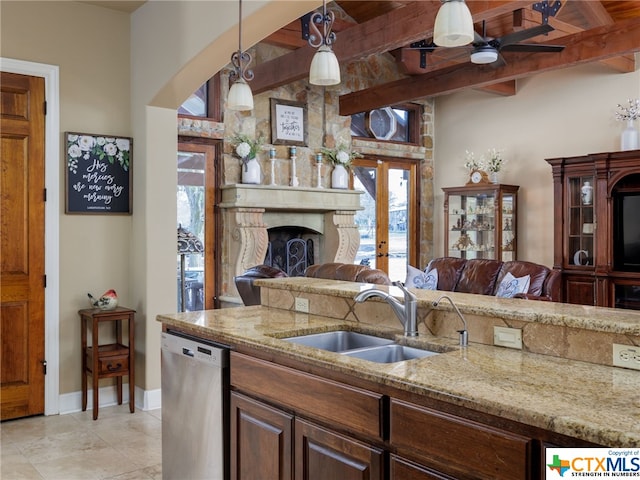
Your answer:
283,330 -> 440,364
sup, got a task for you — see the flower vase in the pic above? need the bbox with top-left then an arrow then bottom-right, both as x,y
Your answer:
242,157 -> 261,184
489,172 -> 499,184
621,119 -> 639,151
331,164 -> 349,189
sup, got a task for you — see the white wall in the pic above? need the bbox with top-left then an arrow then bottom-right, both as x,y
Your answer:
434,61 -> 640,266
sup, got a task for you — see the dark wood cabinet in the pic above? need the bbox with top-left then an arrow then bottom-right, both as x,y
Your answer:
295,418 -> 383,480
390,399 -> 532,480
390,455 -> 456,480
443,184 -> 519,261
230,392 -> 293,480
547,150 -> 640,308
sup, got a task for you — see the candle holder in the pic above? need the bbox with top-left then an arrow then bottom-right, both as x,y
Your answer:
289,147 -> 299,187
315,153 -> 323,188
269,148 -> 277,185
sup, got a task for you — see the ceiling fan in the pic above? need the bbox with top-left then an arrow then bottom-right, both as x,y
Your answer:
409,22 -> 565,69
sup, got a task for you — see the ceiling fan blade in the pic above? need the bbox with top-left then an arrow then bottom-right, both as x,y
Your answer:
496,23 -> 554,49
490,54 -> 507,68
500,43 -> 565,53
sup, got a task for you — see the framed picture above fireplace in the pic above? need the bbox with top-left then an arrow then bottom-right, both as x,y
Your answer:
270,98 -> 308,146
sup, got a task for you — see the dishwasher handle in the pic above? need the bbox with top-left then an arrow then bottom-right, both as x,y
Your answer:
182,347 -> 195,357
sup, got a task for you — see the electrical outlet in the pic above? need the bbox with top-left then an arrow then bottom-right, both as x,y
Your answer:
612,344 -> 640,371
493,326 -> 522,349
294,297 -> 309,313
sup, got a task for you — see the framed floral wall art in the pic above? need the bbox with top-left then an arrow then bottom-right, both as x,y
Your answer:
65,132 -> 133,214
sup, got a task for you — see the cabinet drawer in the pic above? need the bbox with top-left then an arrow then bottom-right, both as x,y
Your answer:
390,399 -> 531,480
231,352 -> 384,440
91,354 -> 128,375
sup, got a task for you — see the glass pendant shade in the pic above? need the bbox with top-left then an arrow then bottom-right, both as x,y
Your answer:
433,0 -> 474,47
227,78 -> 254,111
309,45 -> 341,86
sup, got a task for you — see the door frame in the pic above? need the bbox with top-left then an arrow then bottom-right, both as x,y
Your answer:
1,57 -> 60,415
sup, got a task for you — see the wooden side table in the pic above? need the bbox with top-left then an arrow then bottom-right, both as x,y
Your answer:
79,306 -> 135,420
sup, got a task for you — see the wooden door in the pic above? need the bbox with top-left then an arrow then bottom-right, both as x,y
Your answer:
294,418 -> 383,480
0,72 -> 46,420
351,157 -> 419,282
230,392 -> 293,480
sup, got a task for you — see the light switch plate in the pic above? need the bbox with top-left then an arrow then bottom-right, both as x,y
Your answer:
493,326 -> 523,349
294,297 -> 309,313
612,344 -> 640,371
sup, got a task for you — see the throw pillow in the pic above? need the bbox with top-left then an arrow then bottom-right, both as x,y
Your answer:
406,265 -> 438,290
496,272 -> 531,298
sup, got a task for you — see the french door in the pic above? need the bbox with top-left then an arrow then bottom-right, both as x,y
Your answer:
352,157 -> 419,282
177,141 -> 217,310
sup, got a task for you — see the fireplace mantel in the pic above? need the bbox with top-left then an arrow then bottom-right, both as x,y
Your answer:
219,184 -> 364,305
220,184 -> 362,211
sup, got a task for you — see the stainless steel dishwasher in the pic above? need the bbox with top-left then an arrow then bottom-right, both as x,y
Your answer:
161,330 -> 229,480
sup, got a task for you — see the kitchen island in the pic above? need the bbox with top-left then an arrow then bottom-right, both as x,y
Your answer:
158,278 -> 640,479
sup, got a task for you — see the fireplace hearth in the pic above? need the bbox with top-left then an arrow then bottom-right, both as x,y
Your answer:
219,184 -> 363,304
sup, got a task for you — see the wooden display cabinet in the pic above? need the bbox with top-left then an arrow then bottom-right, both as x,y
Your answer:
443,184 -> 519,261
547,150 -> 640,308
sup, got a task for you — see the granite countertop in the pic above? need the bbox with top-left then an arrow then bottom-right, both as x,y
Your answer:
157,303 -> 640,447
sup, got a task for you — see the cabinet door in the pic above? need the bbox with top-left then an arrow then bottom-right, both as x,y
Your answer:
564,274 -> 596,305
446,190 -> 497,260
390,455 -> 455,480
565,175 -> 595,269
230,392 -> 293,480
294,418 -> 383,480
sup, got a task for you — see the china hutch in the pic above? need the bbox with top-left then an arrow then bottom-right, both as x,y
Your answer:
547,150 -> 640,309
443,184 -> 519,261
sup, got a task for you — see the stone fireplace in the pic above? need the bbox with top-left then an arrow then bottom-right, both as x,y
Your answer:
219,184 -> 363,304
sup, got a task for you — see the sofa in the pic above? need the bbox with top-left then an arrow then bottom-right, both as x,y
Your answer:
234,263 -> 391,306
420,257 -> 561,301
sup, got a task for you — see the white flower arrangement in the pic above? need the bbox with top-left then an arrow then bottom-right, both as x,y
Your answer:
615,99 -> 640,122
484,148 -> 504,173
66,134 -> 130,174
320,144 -> 362,168
463,148 -> 505,173
463,150 -> 484,172
230,133 -> 263,164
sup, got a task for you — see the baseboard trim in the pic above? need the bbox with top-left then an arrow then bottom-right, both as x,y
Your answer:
58,385 -> 162,415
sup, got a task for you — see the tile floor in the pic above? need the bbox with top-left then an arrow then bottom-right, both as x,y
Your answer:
1,405 -> 162,480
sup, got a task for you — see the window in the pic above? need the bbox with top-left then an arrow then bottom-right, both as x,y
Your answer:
350,104 -> 419,144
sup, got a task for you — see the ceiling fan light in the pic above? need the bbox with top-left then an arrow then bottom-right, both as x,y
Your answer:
227,78 -> 254,111
309,45 -> 341,86
433,0 -> 474,47
470,49 -> 499,64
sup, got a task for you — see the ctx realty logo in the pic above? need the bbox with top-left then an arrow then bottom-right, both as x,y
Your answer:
546,448 -> 640,478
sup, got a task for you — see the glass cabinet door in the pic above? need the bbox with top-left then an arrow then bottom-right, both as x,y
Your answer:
567,175 -> 595,267
444,184 -> 519,261
447,192 -> 496,260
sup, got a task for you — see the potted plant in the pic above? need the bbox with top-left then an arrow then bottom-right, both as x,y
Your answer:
615,98 -> 639,151
230,133 -> 264,184
484,148 -> 504,183
320,144 -> 362,189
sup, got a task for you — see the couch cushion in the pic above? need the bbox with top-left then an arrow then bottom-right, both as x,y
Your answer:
496,260 -> 550,296
305,263 -> 391,285
234,265 -> 288,306
455,259 -> 503,295
425,257 -> 467,291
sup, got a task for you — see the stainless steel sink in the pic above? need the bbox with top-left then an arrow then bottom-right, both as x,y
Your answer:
283,331 -> 394,352
342,344 -> 439,363
283,330 -> 441,363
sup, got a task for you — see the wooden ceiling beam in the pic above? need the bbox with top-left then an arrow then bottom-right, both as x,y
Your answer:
475,80 -> 517,96
521,7 -> 636,73
250,0 -> 532,94
339,17 -> 640,115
